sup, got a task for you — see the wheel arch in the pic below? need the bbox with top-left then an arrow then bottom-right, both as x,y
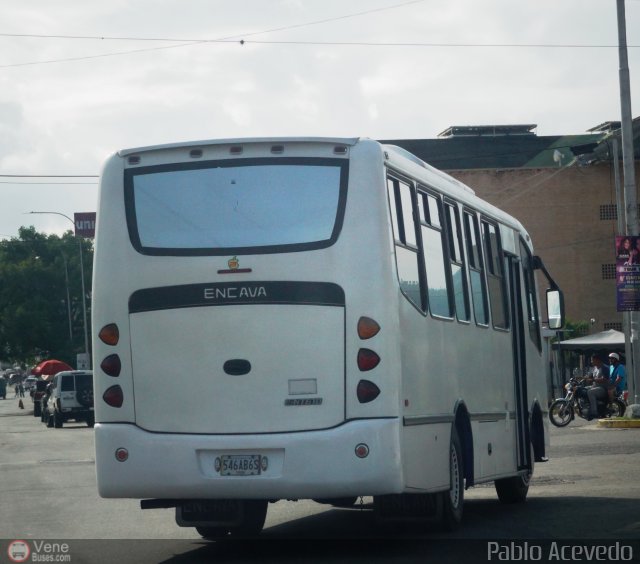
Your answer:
453,400 -> 474,487
529,400 -> 546,462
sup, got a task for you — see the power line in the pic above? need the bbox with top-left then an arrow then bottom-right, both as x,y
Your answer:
0,0 -> 430,68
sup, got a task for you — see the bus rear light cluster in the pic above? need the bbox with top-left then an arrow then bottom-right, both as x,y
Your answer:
356,316 -> 381,403
357,380 -> 380,403
99,323 -> 123,408
103,385 -> 124,408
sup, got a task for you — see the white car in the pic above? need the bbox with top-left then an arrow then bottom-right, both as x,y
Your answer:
45,371 -> 94,428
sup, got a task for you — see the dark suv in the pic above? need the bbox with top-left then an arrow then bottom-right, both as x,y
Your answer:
45,371 -> 94,428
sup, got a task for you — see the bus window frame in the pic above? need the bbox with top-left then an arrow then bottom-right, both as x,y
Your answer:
462,208 -> 489,328
387,173 -> 426,313
481,217 -> 510,331
124,156 -> 350,257
443,199 -> 471,324
417,187 -> 455,321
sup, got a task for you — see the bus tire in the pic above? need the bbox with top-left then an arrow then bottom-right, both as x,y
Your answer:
439,426 -> 464,530
196,526 -> 230,540
313,497 -> 358,508
495,472 -> 530,504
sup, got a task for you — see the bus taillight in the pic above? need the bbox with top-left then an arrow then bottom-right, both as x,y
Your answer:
357,348 -> 380,371
357,317 -> 380,339
103,385 -> 124,408
357,380 -> 380,403
99,324 -> 119,346
100,354 -> 121,377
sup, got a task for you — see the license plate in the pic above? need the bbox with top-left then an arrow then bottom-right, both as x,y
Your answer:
217,455 -> 261,476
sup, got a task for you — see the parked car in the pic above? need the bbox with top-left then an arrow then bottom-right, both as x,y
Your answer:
45,371 -> 94,428
31,380 -> 48,417
24,376 -> 38,392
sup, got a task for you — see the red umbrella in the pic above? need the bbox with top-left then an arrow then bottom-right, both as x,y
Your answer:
32,359 -> 74,381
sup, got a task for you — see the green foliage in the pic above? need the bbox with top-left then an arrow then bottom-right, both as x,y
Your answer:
0,226 -> 93,366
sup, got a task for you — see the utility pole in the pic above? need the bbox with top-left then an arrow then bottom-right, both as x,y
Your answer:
617,0 -> 638,403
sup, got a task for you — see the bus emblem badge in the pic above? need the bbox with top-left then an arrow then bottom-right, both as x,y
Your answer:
218,256 -> 252,274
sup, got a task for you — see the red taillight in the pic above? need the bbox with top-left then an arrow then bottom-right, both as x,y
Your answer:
357,317 -> 380,339
100,354 -> 121,377
99,324 -> 119,346
357,348 -> 380,371
103,385 -> 123,408
357,380 -> 380,403
115,448 -> 129,462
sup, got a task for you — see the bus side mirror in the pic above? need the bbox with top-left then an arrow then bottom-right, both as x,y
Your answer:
546,289 -> 565,330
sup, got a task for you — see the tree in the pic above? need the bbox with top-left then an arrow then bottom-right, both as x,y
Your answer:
0,226 -> 93,367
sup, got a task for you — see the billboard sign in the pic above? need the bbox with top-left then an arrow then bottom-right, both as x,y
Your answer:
615,236 -> 640,311
74,212 -> 96,238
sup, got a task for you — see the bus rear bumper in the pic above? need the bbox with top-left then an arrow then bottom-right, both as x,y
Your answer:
95,419 -> 404,499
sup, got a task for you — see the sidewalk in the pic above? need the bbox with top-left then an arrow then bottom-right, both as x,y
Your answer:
596,403 -> 640,428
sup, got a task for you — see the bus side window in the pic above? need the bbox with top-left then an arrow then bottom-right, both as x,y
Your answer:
418,191 -> 453,318
387,176 -> 423,310
481,219 -> 509,330
463,211 -> 489,326
444,202 -> 470,322
520,238 -> 542,352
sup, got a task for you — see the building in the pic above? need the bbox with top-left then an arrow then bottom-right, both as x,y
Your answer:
382,118 -> 640,333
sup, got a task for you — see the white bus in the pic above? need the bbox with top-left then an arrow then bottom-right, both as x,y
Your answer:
92,137 -> 564,537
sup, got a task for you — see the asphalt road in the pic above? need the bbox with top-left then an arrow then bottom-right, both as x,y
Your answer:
1,394 -> 639,564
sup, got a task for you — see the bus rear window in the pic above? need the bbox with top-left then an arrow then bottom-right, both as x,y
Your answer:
125,158 -> 347,255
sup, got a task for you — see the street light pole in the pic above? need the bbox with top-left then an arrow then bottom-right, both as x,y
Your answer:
616,0 -> 638,404
28,211 -> 91,369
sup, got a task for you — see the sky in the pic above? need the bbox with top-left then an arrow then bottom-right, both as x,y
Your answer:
1,0 -> 639,239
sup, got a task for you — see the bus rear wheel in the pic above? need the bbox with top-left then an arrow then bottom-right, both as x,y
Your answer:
439,427 -> 464,530
495,473 -> 530,504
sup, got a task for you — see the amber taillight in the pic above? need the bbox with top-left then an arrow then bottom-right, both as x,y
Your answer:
99,324 -> 119,346
357,317 -> 381,339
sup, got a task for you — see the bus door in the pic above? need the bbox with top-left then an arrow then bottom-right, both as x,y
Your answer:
506,255 -> 532,472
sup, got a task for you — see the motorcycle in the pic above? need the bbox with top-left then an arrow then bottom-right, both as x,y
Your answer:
548,376 -> 626,427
